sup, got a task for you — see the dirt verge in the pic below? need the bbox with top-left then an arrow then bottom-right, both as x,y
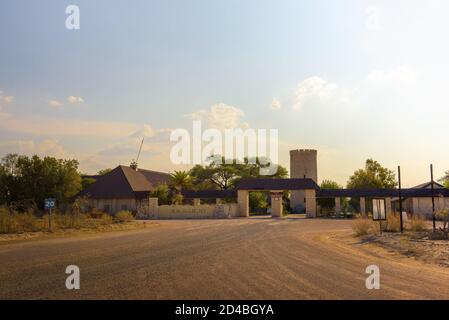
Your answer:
0,220 -> 158,245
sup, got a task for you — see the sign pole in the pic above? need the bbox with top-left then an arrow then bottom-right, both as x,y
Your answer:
45,198 -> 55,232
398,166 -> 403,233
431,164 -> 436,232
49,207 -> 52,231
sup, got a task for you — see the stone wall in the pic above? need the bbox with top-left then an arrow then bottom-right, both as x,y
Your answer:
137,198 -> 240,219
87,198 -> 137,214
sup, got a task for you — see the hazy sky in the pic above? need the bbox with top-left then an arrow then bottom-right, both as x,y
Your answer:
0,0 -> 448,187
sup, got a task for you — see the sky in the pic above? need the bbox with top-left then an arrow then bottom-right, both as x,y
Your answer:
0,0 -> 448,187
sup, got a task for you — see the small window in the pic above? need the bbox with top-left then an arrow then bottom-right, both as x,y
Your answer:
103,204 -> 110,213
121,204 -> 128,211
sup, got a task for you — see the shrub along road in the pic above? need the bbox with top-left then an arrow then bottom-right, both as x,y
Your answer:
0,216 -> 449,299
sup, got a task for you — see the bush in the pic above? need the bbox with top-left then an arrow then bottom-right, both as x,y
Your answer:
408,215 -> 427,232
249,192 -> 268,214
352,218 -> 375,236
151,183 -> 171,205
100,213 -> 113,224
88,208 -> 107,219
385,214 -> 401,232
115,210 -> 135,222
171,193 -> 183,205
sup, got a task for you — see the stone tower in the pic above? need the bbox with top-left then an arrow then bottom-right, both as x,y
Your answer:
290,149 -> 318,212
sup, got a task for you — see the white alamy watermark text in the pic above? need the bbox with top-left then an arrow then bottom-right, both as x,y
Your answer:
170,121 -> 279,175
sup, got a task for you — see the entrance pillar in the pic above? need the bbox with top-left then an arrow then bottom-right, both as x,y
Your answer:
148,197 -> 159,219
335,197 -> 341,214
237,190 -> 249,217
193,198 -> 201,206
305,189 -> 317,218
270,191 -> 283,218
360,197 -> 366,216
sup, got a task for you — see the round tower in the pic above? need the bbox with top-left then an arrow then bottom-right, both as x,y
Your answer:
290,149 -> 318,212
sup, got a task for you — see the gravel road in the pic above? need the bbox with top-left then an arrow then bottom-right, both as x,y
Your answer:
1,216 -> 449,299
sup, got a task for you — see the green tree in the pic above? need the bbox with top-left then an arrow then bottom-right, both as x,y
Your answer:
317,180 -> 343,210
0,154 -> 82,209
97,168 -> 112,175
189,160 -> 239,190
347,159 -> 397,189
169,171 -> 192,192
189,155 -> 288,190
439,171 -> 449,188
150,183 -> 171,205
249,191 -> 268,214
81,177 -> 96,190
347,159 -> 397,213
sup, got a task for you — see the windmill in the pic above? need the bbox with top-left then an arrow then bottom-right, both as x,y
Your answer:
130,137 -> 144,170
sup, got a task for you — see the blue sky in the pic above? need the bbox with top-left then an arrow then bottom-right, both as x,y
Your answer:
0,0 -> 448,186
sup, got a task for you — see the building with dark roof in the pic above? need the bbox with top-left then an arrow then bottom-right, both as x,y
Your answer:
79,165 -> 169,214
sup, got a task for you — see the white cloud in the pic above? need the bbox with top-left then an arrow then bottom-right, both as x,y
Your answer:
292,76 -> 337,111
365,66 -> 417,86
0,139 -> 66,158
1,96 -> 14,104
129,124 -> 156,138
190,103 -> 247,129
271,98 -> 281,110
48,99 -> 64,108
0,90 -> 14,108
0,114 -> 141,137
67,95 -> 84,104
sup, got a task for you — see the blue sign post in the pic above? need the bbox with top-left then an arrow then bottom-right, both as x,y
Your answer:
45,198 -> 56,231
45,198 -> 56,210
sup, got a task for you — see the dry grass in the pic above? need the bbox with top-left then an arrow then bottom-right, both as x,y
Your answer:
0,208 -> 41,233
352,218 -> 375,236
408,216 -> 427,232
114,210 -> 135,222
385,214 -> 401,233
0,206 -> 135,234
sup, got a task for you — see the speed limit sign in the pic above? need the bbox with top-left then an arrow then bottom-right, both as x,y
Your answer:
45,198 -> 56,210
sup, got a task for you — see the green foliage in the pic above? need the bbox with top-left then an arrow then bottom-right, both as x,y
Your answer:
114,210 -> 135,222
189,155 -> 288,190
347,159 -> 397,189
171,193 -> 183,205
347,159 -> 397,212
0,154 -> 82,209
249,192 -> 268,214
97,168 -> 112,175
169,171 -> 193,192
439,171 -> 449,188
150,183 -> 171,205
81,177 -> 96,190
317,180 -> 344,210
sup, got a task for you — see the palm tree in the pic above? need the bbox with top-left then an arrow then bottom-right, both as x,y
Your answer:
169,171 -> 192,192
